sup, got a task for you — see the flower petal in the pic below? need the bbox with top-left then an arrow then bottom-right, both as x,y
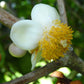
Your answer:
31,3 -> 60,30
31,51 -> 42,70
9,43 -> 26,57
10,20 -> 43,50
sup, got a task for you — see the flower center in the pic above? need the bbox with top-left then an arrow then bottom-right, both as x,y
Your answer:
38,20 -> 73,61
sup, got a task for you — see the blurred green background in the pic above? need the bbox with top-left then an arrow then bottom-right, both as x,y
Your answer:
0,0 -> 84,83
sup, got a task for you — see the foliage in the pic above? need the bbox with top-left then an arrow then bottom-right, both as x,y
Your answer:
0,0 -> 84,83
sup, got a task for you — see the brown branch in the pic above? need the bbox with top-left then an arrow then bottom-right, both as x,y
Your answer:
0,8 -> 19,28
57,0 -> 68,24
1,51 -> 84,84
0,1 -> 84,84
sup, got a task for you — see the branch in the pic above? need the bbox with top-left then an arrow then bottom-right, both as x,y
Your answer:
1,51 -> 84,84
0,8 -> 19,28
57,0 -> 68,24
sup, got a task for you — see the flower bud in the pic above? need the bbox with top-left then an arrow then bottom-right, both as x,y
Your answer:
9,43 -> 27,57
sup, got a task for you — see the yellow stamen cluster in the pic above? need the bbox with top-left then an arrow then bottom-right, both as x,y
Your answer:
39,20 -> 73,61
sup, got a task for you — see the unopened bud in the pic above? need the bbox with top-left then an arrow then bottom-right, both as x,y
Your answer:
9,43 -> 27,58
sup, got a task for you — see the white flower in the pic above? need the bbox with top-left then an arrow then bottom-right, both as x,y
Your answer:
10,3 -> 73,70
10,4 -> 60,50
10,3 -> 60,70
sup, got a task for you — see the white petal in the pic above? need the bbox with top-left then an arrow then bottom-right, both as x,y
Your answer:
31,51 -> 42,70
10,20 -> 43,50
31,3 -> 60,30
9,43 -> 26,57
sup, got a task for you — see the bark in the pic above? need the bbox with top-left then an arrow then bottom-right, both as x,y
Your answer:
0,8 -> 19,28
57,0 -> 68,24
1,51 -> 84,84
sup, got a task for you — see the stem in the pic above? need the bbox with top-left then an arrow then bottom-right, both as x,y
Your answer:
1,51 -> 84,84
57,0 -> 68,24
0,8 -> 19,29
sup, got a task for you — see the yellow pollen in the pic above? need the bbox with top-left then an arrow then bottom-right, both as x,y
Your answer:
38,20 -> 73,61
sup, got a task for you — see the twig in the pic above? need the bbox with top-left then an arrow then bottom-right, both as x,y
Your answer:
1,51 -> 84,84
0,8 -> 19,28
57,0 -> 68,24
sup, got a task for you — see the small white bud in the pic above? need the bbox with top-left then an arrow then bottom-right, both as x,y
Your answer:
9,43 -> 27,58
